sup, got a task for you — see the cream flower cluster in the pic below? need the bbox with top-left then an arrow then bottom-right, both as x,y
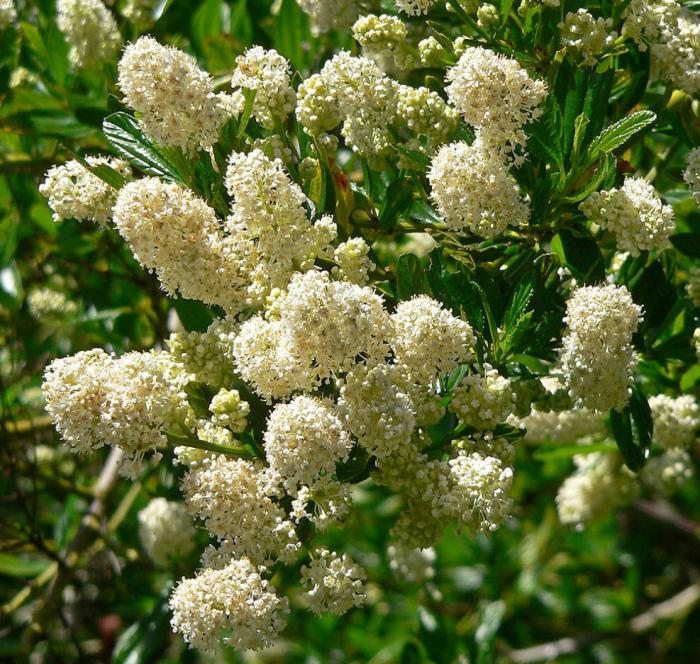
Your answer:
42,349 -> 190,477
181,455 -> 300,564
234,270 -> 390,400
449,365 -> 515,431
26,288 -> 78,320
264,396 -> 352,493
516,406 -> 605,444
559,285 -> 642,412
580,177 -> 675,256
300,549 -> 367,615
623,0 -> 700,95
333,237 -> 375,285
641,447 -> 694,495
559,9 -> 618,65
169,558 -> 289,653
445,47 -> 548,156
57,0 -> 121,69
113,178 -> 249,312
684,147 -> 700,204
118,36 -> 235,152
138,498 -> 196,567
296,52 -> 398,156
231,47 -> 297,129
297,0 -> 360,35
0,0 -> 16,30
428,138 -> 530,237
121,0 -> 160,27
649,394 -> 699,449
395,0 -> 436,15
40,157 -> 131,226
557,453 -> 639,527
387,544 -> 436,583
352,14 -> 414,70
225,149 -> 336,305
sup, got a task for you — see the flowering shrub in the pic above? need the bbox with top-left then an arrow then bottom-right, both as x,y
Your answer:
2,0 -> 700,662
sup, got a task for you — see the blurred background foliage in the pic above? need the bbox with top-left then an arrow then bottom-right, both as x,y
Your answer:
1,0 -> 700,663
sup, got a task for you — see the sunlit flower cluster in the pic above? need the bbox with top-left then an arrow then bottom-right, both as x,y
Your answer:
559,9 -> 618,65
57,0 -> 121,69
138,498 -> 196,567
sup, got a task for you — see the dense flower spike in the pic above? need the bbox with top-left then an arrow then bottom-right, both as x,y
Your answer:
138,498 -> 196,566
231,47 -> 296,129
446,47 -> 547,155
40,157 -> 131,226
559,285 -> 642,412
559,9 -> 618,65
264,396 -> 352,493
390,295 -> 475,385
450,366 -> 515,431
557,453 -> 639,527
352,14 -> 414,69
169,558 -> 289,652
580,177 -> 675,256
113,178 -> 250,312
428,138 -> 530,237
515,406 -> 605,444
297,0 -> 360,35
641,448 -> 694,495
57,0 -> 121,69
0,0 -> 16,30
394,0 -> 436,16
181,455 -> 300,563
118,36 -> 235,151
649,394 -> 699,449
301,549 -> 367,615
684,147 -> 700,204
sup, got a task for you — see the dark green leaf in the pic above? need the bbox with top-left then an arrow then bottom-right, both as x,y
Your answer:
670,233 -> 700,258
551,230 -> 605,284
396,253 -> 427,300
172,297 -> 215,332
588,110 -> 656,159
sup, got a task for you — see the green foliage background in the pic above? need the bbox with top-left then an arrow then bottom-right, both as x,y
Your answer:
1,0 -> 700,662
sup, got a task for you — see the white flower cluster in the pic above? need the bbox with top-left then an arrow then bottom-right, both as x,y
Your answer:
113,178 -> 249,312
297,0 -> 359,35
57,0 -> 121,69
181,455 -> 300,563
684,147 -> 700,204
26,288 -> 77,320
395,0 -> 436,16
138,498 -> 196,567
0,0 -> 16,30
264,396 -> 352,494
516,406 -> 605,444
121,0 -> 160,27
209,388 -> 249,433
169,558 -> 289,653
387,544 -> 436,584
557,453 -> 639,527
580,177 -> 675,256
118,36 -> 236,152
449,365 -> 515,430
649,394 -> 699,449
297,52 -> 398,156
333,237 -> 375,285
231,47 -> 296,130
225,149 -> 336,305
40,157 -> 131,226
234,270 -> 390,400
445,47 -> 548,156
641,447 -> 694,495
623,0 -> 700,95
428,138 -> 530,237
352,14 -> 414,70
42,349 -> 189,477
559,9 -> 618,65
300,549 -> 367,615
559,285 -> 642,412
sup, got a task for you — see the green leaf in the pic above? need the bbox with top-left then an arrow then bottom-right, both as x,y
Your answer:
610,386 -> 652,471
587,110 -> 656,159
670,233 -> 700,259
0,554 -> 50,578
534,442 -> 617,462
71,154 -> 127,189
379,180 -> 414,231
172,297 -> 215,332
273,0 -> 310,73
527,95 -> 564,169
396,253 -> 427,300
551,230 -> 605,284
184,382 -> 216,419
191,0 -> 225,53
102,112 -> 186,184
